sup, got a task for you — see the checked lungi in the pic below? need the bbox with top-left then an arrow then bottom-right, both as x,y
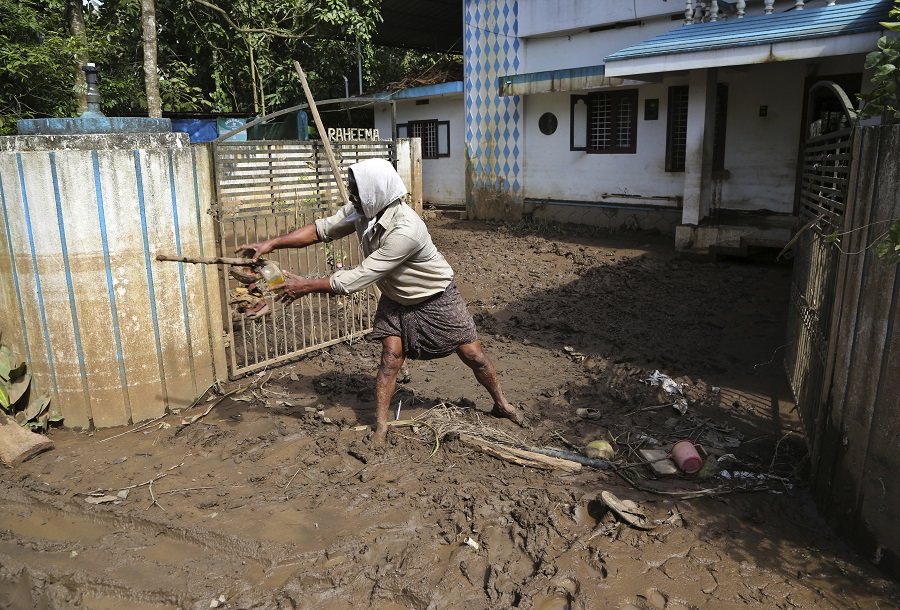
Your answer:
369,280 -> 477,360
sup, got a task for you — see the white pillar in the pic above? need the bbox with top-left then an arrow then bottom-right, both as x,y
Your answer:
682,68 -> 718,226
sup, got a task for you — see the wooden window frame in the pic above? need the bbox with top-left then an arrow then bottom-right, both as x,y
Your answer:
396,120 -> 450,159
570,90 -> 638,154
666,84 -> 729,173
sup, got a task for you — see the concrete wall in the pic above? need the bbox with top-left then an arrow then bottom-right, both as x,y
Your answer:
374,97 -> 466,205
0,133 -> 226,429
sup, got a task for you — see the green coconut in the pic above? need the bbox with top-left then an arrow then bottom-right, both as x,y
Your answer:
583,440 -> 614,460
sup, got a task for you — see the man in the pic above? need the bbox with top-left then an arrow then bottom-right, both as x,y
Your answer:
237,158 -> 524,442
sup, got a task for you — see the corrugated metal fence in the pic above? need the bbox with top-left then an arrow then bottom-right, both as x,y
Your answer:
211,139 -> 394,377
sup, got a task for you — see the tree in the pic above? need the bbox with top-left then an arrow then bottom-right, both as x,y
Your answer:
142,0 -> 162,117
0,0 -> 82,133
66,0 -> 89,114
0,0 -> 458,132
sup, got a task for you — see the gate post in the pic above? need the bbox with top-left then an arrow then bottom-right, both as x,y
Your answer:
395,138 -> 422,215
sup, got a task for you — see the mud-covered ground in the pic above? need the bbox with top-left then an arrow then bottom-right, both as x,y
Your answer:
2,213 -> 899,610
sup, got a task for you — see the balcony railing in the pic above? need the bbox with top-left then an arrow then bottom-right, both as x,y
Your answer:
684,0 -> 836,24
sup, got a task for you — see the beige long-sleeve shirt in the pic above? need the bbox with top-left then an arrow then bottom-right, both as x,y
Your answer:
315,200 -> 453,305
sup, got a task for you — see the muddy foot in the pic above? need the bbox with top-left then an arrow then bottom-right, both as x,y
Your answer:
370,423 -> 388,445
489,404 -> 527,427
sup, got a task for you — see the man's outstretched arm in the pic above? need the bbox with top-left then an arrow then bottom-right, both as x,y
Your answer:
235,223 -> 321,260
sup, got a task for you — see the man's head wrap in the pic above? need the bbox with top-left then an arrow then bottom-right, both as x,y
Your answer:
347,158 -> 408,219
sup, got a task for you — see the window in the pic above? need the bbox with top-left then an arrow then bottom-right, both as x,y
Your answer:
666,86 -> 689,172
570,90 -> 638,154
666,84 -> 728,172
713,84 -> 728,171
396,120 -> 450,159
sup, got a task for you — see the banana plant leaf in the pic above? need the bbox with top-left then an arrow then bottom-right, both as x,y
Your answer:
23,394 -> 51,423
0,345 -> 12,381
7,372 -> 31,406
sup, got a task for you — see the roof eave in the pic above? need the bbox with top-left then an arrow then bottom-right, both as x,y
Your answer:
498,65 -> 653,97
605,31 -> 884,78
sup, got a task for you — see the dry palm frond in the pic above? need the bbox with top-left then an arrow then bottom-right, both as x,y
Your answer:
409,402 -> 528,449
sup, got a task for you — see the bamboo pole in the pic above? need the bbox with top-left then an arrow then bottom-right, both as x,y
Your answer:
155,254 -> 261,266
293,61 -> 350,207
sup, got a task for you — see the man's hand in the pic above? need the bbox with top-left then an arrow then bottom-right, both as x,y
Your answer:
272,273 -> 333,304
235,240 -> 275,261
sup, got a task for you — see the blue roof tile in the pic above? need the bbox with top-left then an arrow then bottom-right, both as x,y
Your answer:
605,0 -> 893,62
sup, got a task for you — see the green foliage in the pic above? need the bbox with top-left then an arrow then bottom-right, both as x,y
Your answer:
0,339 -> 61,431
0,0 -> 83,134
876,220 -> 900,264
0,0 -> 431,130
860,2 -> 900,123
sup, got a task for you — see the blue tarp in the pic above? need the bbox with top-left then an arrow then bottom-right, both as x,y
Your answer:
170,119 -> 218,143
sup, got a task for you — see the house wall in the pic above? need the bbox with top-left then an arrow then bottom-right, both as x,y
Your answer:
464,0 -> 522,220
426,0 -> 876,228
517,0 -> 677,37
373,97 -> 466,205
520,18 -> 678,74
520,55 -> 870,223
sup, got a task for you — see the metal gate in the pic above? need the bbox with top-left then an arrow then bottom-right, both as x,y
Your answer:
211,139 -> 395,377
784,82 -> 855,448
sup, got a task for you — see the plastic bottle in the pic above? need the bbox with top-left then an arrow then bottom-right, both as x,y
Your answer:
259,260 -> 285,288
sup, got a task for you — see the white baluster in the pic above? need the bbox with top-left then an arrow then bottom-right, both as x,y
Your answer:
710,0 -> 720,21
685,0 -> 694,24
737,0 -> 746,17
794,0 -> 805,9
695,1 -> 706,22
764,0 -> 775,14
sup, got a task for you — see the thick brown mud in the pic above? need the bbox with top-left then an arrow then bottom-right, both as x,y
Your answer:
2,213 -> 898,610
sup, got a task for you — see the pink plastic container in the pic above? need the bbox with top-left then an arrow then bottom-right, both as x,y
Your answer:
671,441 -> 706,474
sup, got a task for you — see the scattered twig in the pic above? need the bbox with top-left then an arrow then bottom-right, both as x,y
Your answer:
98,414 -> 167,443
157,487 -> 214,495
284,465 -> 313,490
85,456 -> 191,496
623,402 -> 676,417
769,431 -> 795,471
616,470 -> 777,499
551,430 -> 578,450
146,481 -> 164,511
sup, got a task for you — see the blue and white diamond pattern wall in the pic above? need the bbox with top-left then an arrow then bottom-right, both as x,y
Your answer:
465,0 -> 521,219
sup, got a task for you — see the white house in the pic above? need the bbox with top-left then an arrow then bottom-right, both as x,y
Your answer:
374,0 -> 893,251
371,82 -> 467,206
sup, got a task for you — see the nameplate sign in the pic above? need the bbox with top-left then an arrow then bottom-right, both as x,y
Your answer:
327,127 -> 381,141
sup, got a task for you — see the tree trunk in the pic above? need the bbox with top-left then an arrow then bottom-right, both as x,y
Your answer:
67,0 -> 89,115
141,0 -> 162,118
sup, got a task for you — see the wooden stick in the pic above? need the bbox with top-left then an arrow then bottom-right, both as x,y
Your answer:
293,61 -> 350,207
0,414 -> 53,466
156,254 -> 261,266
458,434 -> 582,473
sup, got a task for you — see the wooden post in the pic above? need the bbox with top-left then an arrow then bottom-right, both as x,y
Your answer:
293,62 -> 350,207
0,414 -> 53,466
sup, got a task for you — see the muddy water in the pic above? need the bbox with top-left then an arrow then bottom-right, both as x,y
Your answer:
2,215 -> 899,609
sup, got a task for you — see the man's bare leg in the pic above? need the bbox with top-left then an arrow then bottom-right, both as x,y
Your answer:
374,336 -> 405,442
456,341 -> 524,425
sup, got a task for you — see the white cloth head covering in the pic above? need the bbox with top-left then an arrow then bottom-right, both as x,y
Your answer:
348,158 -> 408,219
